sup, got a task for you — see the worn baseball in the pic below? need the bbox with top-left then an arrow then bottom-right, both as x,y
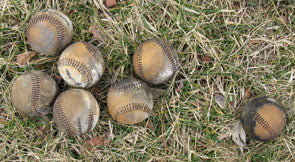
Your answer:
53,89 -> 100,136
11,71 -> 58,117
241,96 -> 287,141
27,9 -> 73,55
107,78 -> 153,125
58,42 -> 105,88
133,39 -> 179,85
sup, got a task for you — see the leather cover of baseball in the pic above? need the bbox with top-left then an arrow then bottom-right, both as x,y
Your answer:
133,39 -> 179,85
107,78 -> 153,125
53,89 -> 100,136
27,9 -> 73,55
58,42 -> 105,88
11,71 -> 58,117
241,96 -> 287,141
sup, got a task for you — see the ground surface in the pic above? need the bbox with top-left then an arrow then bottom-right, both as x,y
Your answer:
1,0 -> 295,161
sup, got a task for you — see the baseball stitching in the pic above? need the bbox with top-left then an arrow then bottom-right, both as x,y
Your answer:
45,9 -> 72,28
155,39 -> 178,74
54,96 -> 71,135
58,58 -> 93,88
250,108 -> 276,138
135,43 -> 146,81
30,73 -> 41,115
83,42 -> 105,67
111,79 -> 143,93
27,12 -> 67,53
86,99 -> 95,133
135,39 -> 178,84
114,102 -> 151,121
77,118 -> 82,135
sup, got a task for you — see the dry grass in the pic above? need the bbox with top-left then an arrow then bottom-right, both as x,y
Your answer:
1,0 -> 295,161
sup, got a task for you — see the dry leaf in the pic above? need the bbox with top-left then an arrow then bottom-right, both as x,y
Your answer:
150,88 -> 166,99
0,118 -> 6,128
55,74 -> 63,84
16,51 -> 36,65
36,126 -> 46,135
214,94 -> 225,109
249,39 -> 263,45
106,0 -> 117,8
85,136 -> 105,150
198,55 -> 211,62
244,88 -> 250,99
229,121 -> 246,153
89,26 -> 104,44
176,80 -> 184,92
146,119 -> 154,130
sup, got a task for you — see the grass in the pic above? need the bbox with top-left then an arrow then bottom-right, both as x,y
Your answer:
1,0 -> 295,161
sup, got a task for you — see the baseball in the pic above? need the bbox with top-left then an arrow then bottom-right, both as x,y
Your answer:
57,42 -> 105,88
53,89 -> 100,136
133,39 -> 179,85
26,9 -> 73,55
107,78 -> 153,125
241,96 -> 287,141
11,71 -> 58,117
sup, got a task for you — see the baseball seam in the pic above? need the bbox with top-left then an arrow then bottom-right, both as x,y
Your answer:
114,102 -> 151,121
27,13 -> 67,54
135,43 -> 147,81
77,118 -> 82,135
54,97 -> 71,135
58,58 -> 93,88
251,108 -> 276,138
30,73 -> 41,115
111,79 -> 143,93
155,39 -> 178,74
87,100 -> 94,133
83,42 -> 105,67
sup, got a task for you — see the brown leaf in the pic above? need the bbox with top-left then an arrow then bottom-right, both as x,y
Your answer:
106,0 -> 117,8
176,80 -> 184,92
146,119 -> 154,130
36,126 -> 46,135
249,39 -> 263,45
16,51 -> 36,65
244,88 -> 250,99
85,136 -> 105,151
89,26 -> 105,44
150,88 -> 166,99
55,74 -> 63,84
198,55 -> 211,62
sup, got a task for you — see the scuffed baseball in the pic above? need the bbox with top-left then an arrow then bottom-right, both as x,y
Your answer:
53,89 -> 100,136
11,71 -> 58,117
58,42 -> 105,88
241,96 -> 287,141
27,9 -> 73,55
133,39 -> 179,85
107,78 -> 153,125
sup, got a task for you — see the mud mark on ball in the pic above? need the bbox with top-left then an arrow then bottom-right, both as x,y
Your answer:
58,58 -> 93,88
65,69 -> 81,86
